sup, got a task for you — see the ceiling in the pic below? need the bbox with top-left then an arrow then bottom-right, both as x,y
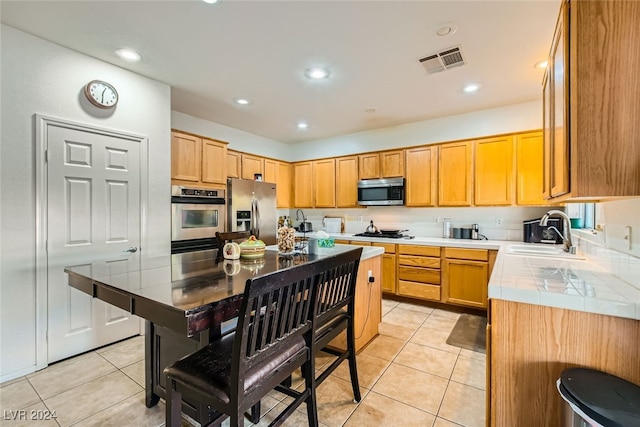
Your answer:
1,0 -> 560,144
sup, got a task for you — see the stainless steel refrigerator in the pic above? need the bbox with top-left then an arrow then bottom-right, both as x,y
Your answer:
227,178 -> 277,245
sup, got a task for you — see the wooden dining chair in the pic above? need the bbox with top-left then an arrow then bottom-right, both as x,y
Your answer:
310,246 -> 363,402
164,254 -> 323,427
248,247 -> 364,422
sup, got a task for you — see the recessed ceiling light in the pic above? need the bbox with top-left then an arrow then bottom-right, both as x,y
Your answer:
435,22 -> 458,37
534,60 -> 549,69
297,122 -> 309,129
304,67 -> 330,80
115,48 -> 141,62
234,98 -> 251,105
463,84 -> 481,93
202,0 -> 219,4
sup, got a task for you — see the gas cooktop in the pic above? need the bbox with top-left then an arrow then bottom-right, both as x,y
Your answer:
353,232 -> 414,239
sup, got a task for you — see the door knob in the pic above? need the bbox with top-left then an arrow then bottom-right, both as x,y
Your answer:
123,246 -> 138,253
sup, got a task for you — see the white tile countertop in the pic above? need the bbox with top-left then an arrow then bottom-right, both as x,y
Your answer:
296,232 -> 640,320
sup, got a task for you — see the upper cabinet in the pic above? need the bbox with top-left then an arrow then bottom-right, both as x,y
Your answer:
171,132 -> 201,182
405,146 -> 437,207
474,136 -> 513,206
438,141 -> 472,206
544,0 -> 640,201
516,132 -> 546,205
227,150 -> 241,179
336,156 -> 359,208
358,150 -> 404,180
240,154 -> 264,180
314,159 -> 336,208
171,131 -> 227,187
264,159 -> 292,208
293,162 -> 314,208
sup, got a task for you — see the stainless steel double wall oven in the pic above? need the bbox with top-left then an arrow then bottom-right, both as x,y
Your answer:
171,185 -> 226,279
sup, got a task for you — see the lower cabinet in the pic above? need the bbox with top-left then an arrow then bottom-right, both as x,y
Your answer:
397,245 -> 441,302
442,248 -> 495,309
329,255 -> 382,353
372,243 -> 396,294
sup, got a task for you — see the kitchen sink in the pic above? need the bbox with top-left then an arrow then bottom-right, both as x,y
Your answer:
505,244 -> 585,259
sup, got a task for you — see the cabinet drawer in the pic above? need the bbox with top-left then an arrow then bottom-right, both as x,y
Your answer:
372,242 -> 396,254
398,280 -> 440,302
398,266 -> 440,285
398,245 -> 441,257
398,255 -> 440,269
349,241 -> 372,246
444,247 -> 489,261
334,239 -> 350,245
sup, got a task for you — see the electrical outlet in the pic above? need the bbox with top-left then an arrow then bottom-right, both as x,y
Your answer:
358,215 -> 363,222
496,217 -> 503,227
625,226 -> 632,250
434,217 -> 440,224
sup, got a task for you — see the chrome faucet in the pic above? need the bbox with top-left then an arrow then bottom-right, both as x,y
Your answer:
295,209 -> 306,222
540,210 -> 576,254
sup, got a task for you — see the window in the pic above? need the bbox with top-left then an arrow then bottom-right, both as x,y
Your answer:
566,203 -> 596,229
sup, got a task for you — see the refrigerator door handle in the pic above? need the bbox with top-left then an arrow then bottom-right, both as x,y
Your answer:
254,199 -> 261,239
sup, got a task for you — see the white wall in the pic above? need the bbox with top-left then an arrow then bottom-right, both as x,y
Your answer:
172,111 -> 293,161
0,25 -> 172,381
288,101 -> 542,160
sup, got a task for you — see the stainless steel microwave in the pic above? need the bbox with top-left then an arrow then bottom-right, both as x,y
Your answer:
357,178 -> 405,206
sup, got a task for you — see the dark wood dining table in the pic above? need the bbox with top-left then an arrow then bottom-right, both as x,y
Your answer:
65,247 -> 358,424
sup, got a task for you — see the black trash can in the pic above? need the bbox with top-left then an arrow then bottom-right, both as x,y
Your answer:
557,368 -> 640,427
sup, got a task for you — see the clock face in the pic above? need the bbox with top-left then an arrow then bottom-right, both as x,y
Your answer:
84,80 -> 118,108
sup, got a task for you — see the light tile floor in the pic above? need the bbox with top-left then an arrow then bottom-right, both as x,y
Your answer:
0,299 -> 486,427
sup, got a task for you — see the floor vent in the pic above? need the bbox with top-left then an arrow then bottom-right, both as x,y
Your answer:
418,46 -> 466,75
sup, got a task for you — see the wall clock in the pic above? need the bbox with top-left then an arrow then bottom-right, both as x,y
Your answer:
84,80 -> 119,108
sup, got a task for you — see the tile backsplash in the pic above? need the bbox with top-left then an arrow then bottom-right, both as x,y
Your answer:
288,206 -> 552,241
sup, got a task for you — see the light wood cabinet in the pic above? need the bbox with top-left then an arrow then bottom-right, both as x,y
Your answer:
372,243 -> 396,294
380,150 -> 404,178
171,132 -> 201,182
263,158 -> 276,183
264,159 -> 292,208
313,159 -> 336,208
544,0 -> 640,201
201,139 -> 227,185
240,153 -> 264,180
358,150 -> 404,180
227,150 -> 241,179
172,131 -> 227,187
516,132 -> 546,205
397,244 -> 441,302
336,156 -> 359,208
293,162 -> 313,208
358,153 -> 380,180
438,141 -> 472,206
276,162 -> 292,208
489,300 -> 640,426
329,255 -> 382,353
442,248 -> 495,309
405,146 -> 437,207
474,136 -> 513,206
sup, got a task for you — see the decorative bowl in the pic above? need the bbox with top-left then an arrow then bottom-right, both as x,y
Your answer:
239,235 -> 266,259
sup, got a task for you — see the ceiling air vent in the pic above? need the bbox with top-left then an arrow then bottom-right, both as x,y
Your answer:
418,46 -> 466,75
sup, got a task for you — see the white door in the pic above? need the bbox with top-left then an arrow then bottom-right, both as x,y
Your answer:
46,123 -> 142,363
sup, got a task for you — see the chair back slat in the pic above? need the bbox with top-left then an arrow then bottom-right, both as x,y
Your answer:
314,254 -> 360,326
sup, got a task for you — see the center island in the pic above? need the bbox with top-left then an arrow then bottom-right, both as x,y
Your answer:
64,244 -> 382,424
